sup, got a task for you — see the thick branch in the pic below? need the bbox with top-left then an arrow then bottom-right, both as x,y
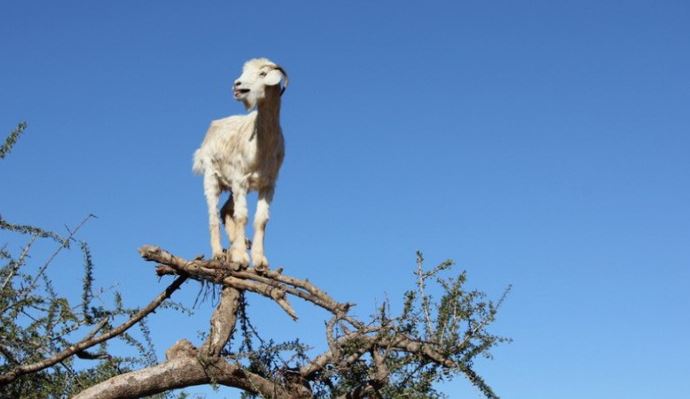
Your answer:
201,286 -> 241,356
0,275 -> 187,385
72,347 -> 298,399
222,275 -> 298,320
371,348 -> 389,386
141,245 -> 347,319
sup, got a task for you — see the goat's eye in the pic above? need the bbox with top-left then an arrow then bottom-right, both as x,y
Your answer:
259,71 -> 267,77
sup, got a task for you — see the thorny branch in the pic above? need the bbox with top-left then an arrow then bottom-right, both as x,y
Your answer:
0,275 -> 187,385
100,245 -> 504,399
0,214 -> 96,316
4,244 -> 506,398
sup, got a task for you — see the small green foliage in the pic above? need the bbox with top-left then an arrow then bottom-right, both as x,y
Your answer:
0,121 -> 27,160
0,215 -> 69,247
0,216 -> 164,396
231,253 -> 508,399
80,241 -> 95,324
1,126 -> 187,396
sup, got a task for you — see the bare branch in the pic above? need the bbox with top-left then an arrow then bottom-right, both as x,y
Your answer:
72,347 -> 301,399
201,286 -> 241,356
371,348 -> 389,386
140,245 -> 347,319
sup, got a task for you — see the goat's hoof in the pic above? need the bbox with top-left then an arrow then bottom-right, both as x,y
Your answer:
229,249 -> 250,267
211,251 -> 226,262
254,262 -> 269,274
252,253 -> 269,271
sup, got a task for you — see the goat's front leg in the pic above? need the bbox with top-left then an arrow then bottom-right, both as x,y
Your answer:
251,187 -> 274,271
203,172 -> 224,260
228,184 -> 250,267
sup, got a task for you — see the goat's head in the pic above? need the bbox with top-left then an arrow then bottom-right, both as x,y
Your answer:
233,58 -> 288,110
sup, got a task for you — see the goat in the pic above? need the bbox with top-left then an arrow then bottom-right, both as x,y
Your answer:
193,58 -> 288,269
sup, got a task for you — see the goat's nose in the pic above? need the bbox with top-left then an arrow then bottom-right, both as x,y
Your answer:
233,81 -> 242,87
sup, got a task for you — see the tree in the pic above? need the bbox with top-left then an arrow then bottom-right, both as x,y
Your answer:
1,123 -> 509,398
1,122 -> 181,398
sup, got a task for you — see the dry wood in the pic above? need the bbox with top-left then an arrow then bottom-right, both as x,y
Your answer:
140,245 -> 345,319
72,350 -> 301,399
201,286 -> 241,356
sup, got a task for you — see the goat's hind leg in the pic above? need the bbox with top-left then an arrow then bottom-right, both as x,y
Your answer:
251,187 -> 274,271
221,195 -> 253,250
203,173 -> 224,260
228,186 -> 250,267
220,195 -> 236,245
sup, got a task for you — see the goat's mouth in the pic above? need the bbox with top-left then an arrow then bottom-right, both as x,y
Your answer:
233,89 -> 250,98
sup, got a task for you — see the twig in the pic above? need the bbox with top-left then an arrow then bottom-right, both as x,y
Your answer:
0,215 -> 97,316
0,234 -> 37,292
454,284 -> 512,353
415,251 -> 433,338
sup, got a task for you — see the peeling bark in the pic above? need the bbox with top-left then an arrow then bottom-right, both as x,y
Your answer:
72,352 -> 294,399
202,286 -> 241,356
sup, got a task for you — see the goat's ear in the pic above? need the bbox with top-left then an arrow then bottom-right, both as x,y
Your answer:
264,69 -> 284,86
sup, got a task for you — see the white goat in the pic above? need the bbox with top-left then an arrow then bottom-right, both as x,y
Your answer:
193,58 -> 288,269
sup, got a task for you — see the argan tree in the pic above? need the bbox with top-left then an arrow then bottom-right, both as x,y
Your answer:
1,123 -> 509,398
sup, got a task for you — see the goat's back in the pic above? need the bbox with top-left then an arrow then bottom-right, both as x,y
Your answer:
192,114 -> 256,175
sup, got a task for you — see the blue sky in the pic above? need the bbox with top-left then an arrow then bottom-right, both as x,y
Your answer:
2,0 -> 689,397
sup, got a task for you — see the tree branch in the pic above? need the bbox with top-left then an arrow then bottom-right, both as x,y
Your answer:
0,275 -> 187,385
140,245 -> 347,319
72,343 -> 300,399
201,286 -> 241,356
59,245 -> 503,398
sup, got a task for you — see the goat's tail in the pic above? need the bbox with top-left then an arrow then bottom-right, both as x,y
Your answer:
192,149 -> 205,175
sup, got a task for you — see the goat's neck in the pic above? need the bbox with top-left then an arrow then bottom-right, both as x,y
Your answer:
254,96 -> 281,144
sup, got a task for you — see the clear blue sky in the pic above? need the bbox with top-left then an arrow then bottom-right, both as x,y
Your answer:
2,1 -> 689,397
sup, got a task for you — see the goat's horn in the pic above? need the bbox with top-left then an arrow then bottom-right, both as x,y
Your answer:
273,65 -> 288,95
